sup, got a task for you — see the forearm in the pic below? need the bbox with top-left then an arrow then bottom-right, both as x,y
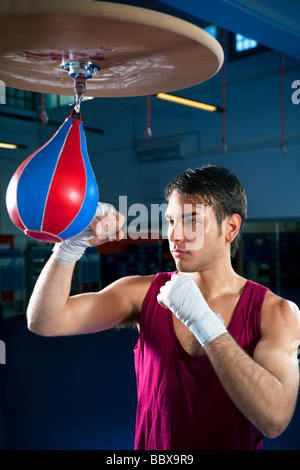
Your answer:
206,333 -> 293,438
26,255 -> 75,335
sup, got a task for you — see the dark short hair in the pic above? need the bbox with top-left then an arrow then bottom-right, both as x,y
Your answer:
164,164 -> 247,257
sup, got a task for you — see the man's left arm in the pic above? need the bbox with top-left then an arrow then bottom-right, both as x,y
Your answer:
205,293 -> 300,439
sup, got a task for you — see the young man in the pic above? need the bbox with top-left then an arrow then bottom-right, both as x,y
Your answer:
27,164 -> 300,450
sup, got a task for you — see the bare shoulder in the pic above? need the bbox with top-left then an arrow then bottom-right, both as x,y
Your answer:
110,274 -> 155,328
260,289 -> 300,339
111,273 -> 155,299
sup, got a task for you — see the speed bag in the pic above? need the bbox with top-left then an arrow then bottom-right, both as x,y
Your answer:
6,111 -> 99,243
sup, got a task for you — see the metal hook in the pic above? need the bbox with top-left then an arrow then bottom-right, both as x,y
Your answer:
74,77 -> 86,114
61,61 -> 101,113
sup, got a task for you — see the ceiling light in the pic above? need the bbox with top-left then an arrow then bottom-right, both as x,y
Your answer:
0,142 -> 18,149
156,93 -> 221,112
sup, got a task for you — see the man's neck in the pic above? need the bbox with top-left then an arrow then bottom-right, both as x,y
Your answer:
180,263 -> 244,301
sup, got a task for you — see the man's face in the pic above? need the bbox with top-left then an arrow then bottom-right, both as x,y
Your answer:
165,190 -> 226,273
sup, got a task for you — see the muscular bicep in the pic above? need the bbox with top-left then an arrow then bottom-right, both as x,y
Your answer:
53,275 -> 153,336
253,295 -> 300,406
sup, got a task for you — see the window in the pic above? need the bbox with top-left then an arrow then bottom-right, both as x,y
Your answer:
5,88 -> 36,110
3,88 -> 75,111
203,24 -> 217,39
235,34 -> 258,52
44,94 -> 74,108
228,32 -> 269,61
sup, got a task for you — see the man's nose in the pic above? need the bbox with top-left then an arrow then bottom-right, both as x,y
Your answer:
169,222 -> 185,242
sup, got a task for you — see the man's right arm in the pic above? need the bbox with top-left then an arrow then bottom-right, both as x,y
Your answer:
27,254 -> 153,337
26,203 -> 153,337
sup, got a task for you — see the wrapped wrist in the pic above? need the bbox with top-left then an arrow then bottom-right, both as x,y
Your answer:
52,227 -> 93,264
190,311 -> 227,347
157,275 -> 228,348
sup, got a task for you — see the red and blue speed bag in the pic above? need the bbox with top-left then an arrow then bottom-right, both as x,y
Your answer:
6,111 -> 99,243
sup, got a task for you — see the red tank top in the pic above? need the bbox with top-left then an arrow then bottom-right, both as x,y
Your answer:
134,272 -> 268,450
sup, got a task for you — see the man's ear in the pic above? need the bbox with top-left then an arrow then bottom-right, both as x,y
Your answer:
225,214 -> 242,244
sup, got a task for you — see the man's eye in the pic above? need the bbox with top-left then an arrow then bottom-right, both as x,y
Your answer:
185,219 -> 196,225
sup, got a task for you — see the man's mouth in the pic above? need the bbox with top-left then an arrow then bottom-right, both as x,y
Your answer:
171,248 -> 189,258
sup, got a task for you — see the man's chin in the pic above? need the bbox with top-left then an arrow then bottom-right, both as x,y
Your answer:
174,260 -> 194,273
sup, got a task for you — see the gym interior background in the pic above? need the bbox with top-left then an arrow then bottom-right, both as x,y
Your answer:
1,0 -> 300,450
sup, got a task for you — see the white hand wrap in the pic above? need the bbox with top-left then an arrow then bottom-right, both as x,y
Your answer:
52,226 -> 93,264
157,275 -> 227,347
52,202 -> 115,264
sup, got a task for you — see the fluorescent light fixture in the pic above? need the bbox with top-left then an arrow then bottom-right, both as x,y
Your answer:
0,142 -> 18,149
156,93 -> 221,112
